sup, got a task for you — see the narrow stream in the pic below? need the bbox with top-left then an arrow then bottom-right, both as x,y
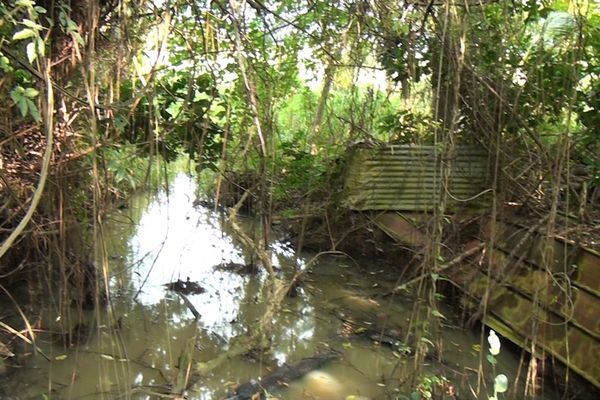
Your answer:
0,174 -> 556,399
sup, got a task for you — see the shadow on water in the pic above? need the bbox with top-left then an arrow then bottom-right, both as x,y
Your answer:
0,174 -> 560,399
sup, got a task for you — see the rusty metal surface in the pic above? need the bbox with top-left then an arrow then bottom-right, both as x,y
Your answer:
342,144 -> 490,212
455,222 -> 600,389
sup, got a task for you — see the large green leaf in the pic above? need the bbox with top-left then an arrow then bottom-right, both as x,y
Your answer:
12,28 -> 35,40
494,374 -> 508,393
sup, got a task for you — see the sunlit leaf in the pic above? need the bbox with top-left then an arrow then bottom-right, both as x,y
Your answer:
71,31 -> 84,46
488,330 -> 501,355
16,0 -> 35,7
12,28 -> 35,41
67,20 -> 78,31
54,354 -> 68,361
36,37 -> 45,57
26,42 -> 36,63
21,19 -> 42,30
494,374 -> 508,393
0,56 -> 11,72
166,101 -> 182,119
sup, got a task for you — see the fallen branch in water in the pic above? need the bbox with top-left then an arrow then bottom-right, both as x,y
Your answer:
175,292 -> 201,320
226,350 -> 339,400
192,185 -> 358,378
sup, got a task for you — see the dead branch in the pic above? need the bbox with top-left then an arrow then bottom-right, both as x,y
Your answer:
388,241 -> 487,295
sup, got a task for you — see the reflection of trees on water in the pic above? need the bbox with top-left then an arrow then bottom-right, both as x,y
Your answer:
1,176 -> 358,398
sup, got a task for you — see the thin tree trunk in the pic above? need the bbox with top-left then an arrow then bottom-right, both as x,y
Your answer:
309,18 -> 353,148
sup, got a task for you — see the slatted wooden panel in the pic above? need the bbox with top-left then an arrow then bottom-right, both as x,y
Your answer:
343,144 -> 490,212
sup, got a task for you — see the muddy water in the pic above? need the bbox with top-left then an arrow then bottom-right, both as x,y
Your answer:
0,174 -> 554,399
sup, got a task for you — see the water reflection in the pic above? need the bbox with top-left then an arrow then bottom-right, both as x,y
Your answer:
126,175 -> 245,325
0,173 -> 559,400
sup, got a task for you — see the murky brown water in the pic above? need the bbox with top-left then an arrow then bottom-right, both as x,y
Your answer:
0,174 -> 557,399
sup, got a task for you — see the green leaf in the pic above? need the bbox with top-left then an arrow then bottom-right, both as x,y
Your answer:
26,99 -> 40,121
54,354 -> 68,361
12,28 -> 35,41
34,6 -> 46,14
17,98 -> 28,117
36,37 -> 45,57
486,354 -> 497,365
58,11 -> 67,26
10,86 -> 24,104
26,41 -> 37,63
71,31 -> 84,46
166,101 -> 182,119
16,0 -> 35,7
23,87 -> 39,98
67,20 -> 78,32
21,19 -> 42,30
0,56 -> 12,72
494,374 -> 508,393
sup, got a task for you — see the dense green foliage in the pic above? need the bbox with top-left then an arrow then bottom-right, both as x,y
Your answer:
0,1 -> 598,288
3,0 -> 598,198
0,0 -> 598,248
1,1 -> 600,397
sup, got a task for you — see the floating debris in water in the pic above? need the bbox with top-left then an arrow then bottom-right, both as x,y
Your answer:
164,277 -> 206,295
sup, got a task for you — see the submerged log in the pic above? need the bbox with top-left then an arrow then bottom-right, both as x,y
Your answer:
226,351 -> 339,400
